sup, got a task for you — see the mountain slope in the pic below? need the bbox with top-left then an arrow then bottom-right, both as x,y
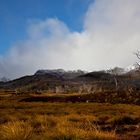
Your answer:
0,69 -> 139,93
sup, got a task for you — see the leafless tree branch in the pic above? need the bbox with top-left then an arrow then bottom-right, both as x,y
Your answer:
134,50 -> 140,70
134,50 -> 140,59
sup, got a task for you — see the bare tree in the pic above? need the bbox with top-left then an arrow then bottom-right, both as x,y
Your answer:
135,50 -> 140,59
134,50 -> 140,69
107,68 -> 119,91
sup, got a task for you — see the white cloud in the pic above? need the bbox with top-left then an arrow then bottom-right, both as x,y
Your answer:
0,0 -> 140,79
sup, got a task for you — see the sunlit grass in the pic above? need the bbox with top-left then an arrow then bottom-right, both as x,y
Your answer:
0,115 -> 117,140
0,121 -> 33,140
0,94 -> 140,139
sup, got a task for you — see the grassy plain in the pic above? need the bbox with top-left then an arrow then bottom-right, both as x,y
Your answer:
0,92 -> 140,140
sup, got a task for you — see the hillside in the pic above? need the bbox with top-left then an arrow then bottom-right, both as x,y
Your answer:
0,69 -> 139,90
0,69 -> 139,100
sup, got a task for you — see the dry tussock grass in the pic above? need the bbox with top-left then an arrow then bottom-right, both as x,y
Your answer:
0,121 -> 33,140
0,114 -> 117,140
1,97 -> 139,139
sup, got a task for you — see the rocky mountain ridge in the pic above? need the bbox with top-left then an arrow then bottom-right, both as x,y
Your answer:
0,68 -> 139,94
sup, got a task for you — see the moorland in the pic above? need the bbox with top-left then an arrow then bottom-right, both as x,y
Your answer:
0,68 -> 140,140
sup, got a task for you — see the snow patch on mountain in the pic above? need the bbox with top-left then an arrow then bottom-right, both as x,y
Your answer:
125,63 -> 140,72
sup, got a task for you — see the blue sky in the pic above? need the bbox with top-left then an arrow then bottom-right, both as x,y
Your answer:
0,0 -> 93,55
0,0 -> 140,79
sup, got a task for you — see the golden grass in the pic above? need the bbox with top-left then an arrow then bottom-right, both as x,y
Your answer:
0,94 -> 140,139
0,121 -> 33,140
53,116 -> 117,140
0,115 -> 117,140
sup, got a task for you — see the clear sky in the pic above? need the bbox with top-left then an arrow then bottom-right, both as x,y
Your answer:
0,0 -> 140,79
0,0 -> 92,55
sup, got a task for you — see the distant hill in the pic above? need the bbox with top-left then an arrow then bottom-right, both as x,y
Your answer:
35,69 -> 86,79
0,68 -> 139,94
0,68 -> 140,105
0,77 -> 10,82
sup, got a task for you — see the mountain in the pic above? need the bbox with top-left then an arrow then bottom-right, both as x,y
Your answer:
0,68 -> 139,96
124,64 -> 140,78
0,68 -> 140,105
0,77 -> 10,82
0,70 -> 106,91
35,69 -> 86,79
106,67 -> 125,75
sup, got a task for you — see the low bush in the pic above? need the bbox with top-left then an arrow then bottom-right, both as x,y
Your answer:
112,116 -> 138,125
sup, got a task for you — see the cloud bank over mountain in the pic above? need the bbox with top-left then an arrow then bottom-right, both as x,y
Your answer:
0,0 -> 140,79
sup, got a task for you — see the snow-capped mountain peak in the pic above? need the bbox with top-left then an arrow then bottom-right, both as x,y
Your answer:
125,63 -> 140,72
